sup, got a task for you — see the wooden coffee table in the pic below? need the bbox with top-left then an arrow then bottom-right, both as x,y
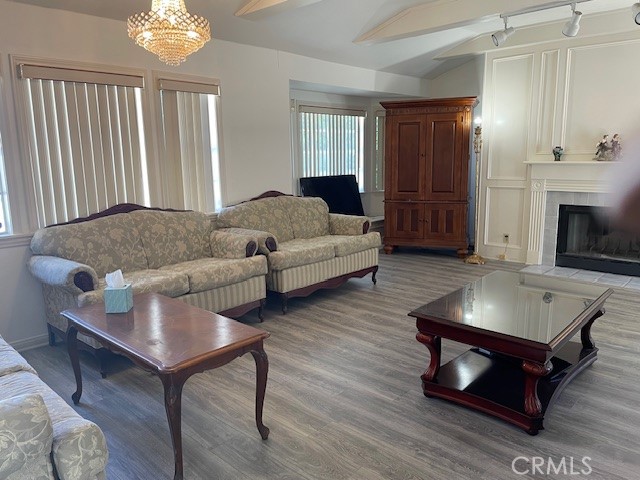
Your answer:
410,271 -> 613,435
62,293 -> 270,480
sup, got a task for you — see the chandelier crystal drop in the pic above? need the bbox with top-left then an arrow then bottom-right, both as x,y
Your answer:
127,0 -> 211,66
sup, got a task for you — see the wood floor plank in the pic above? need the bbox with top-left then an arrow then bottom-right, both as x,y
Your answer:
21,251 -> 640,479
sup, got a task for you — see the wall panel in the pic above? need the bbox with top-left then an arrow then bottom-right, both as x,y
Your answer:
535,50 -> 559,154
488,55 -> 533,181
563,40 -> 640,156
485,186 -> 525,248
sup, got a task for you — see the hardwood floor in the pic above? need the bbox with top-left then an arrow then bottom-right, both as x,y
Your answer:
22,251 -> 640,479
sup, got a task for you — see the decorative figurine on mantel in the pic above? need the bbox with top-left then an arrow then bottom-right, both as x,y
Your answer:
611,133 -> 622,160
595,134 -> 611,161
552,146 -> 564,161
594,134 -> 622,161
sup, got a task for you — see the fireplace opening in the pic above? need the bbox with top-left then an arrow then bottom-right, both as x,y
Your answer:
556,204 -> 640,276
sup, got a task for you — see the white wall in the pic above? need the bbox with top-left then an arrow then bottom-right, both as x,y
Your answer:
478,25 -> 640,263
0,1 -> 428,347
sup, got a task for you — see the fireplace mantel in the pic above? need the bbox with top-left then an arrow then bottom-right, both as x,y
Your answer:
526,162 -> 612,264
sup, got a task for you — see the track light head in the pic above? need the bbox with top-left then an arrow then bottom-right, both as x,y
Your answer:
562,4 -> 582,37
633,3 -> 640,25
492,17 -> 515,47
492,27 -> 515,46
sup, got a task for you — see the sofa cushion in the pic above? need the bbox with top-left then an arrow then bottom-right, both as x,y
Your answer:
317,233 -> 381,257
0,393 -> 54,480
129,210 -> 213,269
217,197 -> 295,243
278,196 -> 330,239
30,213 -> 148,278
160,256 -> 268,293
0,336 -> 37,377
0,371 -> 108,480
268,238 -> 335,271
77,269 -> 190,306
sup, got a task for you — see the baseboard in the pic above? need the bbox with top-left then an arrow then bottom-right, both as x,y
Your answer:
12,334 -> 49,352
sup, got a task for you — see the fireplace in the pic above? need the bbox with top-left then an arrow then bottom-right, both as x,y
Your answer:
556,204 -> 640,276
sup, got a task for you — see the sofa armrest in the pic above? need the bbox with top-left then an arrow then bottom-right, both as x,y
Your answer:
329,214 -> 371,235
217,227 -> 278,254
52,417 -> 109,480
0,393 -> 54,479
210,230 -> 258,259
28,256 -> 98,294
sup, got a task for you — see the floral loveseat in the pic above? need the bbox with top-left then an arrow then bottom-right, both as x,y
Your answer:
216,192 -> 381,312
28,204 -> 267,374
0,334 -> 108,479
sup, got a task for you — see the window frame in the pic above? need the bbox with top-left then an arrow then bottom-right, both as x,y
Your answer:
295,102 -> 368,193
153,71 -> 225,212
11,55 -> 157,231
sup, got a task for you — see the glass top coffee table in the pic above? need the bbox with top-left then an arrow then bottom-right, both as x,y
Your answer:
409,270 -> 613,435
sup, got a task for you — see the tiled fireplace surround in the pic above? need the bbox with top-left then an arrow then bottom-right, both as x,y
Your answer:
521,163 -> 640,289
540,190 -> 609,267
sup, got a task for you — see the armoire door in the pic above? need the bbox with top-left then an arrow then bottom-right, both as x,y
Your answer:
385,202 -> 424,239
386,115 -> 427,201
424,112 -> 468,202
423,203 -> 467,245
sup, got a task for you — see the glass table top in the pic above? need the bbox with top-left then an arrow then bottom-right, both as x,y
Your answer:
410,271 -> 612,344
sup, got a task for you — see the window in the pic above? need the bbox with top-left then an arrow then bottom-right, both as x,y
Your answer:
16,62 -> 149,227
0,129 -> 9,234
298,105 -> 366,192
374,111 -> 385,191
158,78 -> 222,212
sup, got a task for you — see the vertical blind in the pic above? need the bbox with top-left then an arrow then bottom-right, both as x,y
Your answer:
17,64 -> 148,227
0,130 -> 8,234
159,78 -> 221,212
298,105 -> 366,190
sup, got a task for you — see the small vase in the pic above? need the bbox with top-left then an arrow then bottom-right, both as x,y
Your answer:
552,146 -> 563,161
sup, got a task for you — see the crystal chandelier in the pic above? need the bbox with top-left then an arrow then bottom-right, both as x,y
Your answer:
127,0 -> 211,66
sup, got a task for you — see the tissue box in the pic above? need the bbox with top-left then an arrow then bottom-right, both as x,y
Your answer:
104,284 -> 133,313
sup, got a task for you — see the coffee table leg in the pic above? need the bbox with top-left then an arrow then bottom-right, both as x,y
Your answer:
522,360 -> 553,433
251,346 -> 270,440
416,332 -> 441,383
66,326 -> 83,405
160,375 -> 186,480
581,309 -> 604,350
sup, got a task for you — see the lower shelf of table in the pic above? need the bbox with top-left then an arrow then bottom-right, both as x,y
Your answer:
422,341 -> 597,434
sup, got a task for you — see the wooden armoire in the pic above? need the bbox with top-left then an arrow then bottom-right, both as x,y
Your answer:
381,97 -> 477,255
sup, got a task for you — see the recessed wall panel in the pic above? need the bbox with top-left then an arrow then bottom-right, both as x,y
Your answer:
485,187 -> 525,247
489,55 -> 533,180
564,41 -> 640,154
536,50 -> 559,154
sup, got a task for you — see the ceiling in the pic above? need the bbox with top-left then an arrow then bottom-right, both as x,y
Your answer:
8,0 -> 637,78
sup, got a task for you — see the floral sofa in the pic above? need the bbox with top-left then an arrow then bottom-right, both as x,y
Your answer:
216,192 -> 381,312
28,204 -> 268,374
0,334 -> 108,479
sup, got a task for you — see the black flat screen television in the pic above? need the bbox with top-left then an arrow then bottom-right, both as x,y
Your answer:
299,175 -> 365,216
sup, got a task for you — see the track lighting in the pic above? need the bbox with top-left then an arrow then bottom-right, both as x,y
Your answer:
492,17 -> 515,47
633,3 -> 640,25
492,0 -> 592,46
562,3 -> 582,37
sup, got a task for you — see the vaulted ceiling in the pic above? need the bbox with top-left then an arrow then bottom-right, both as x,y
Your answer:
8,0 -> 637,78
